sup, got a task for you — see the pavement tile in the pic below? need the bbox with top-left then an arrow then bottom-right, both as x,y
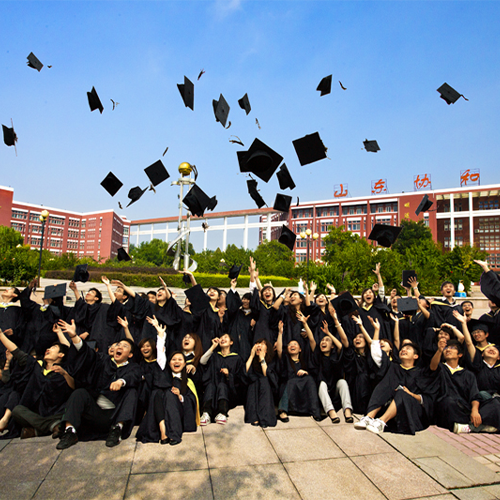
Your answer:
265,427 -> 344,462
0,481 -> 42,500
352,452 -> 446,500
451,485 -> 500,500
380,429 -> 460,459
485,463 -> 500,472
285,458 -> 386,500
125,470 -> 212,500
483,454 -> 499,463
33,477 -> 129,500
407,496 -> 456,500
0,441 -> 60,482
463,449 -> 480,457
275,414 -> 320,429
132,433 -> 208,473
0,439 -> 11,452
203,421 -> 279,468
439,452 -> 500,485
47,439 -> 136,478
211,464 -> 301,500
322,425 -> 394,456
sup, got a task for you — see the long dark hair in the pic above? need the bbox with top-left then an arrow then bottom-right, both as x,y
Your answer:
169,351 -> 188,395
251,339 -> 274,371
183,333 -> 203,368
287,291 -> 305,323
286,341 -> 306,373
137,338 -> 157,362
260,285 -> 276,303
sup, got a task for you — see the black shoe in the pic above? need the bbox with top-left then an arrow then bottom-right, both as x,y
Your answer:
105,425 -> 122,448
56,429 -> 78,450
278,412 -> 289,423
160,438 -> 170,445
169,439 -> 182,446
52,424 -> 64,440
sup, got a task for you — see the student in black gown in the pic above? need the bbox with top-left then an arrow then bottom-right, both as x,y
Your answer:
369,314 -> 401,383
195,287 -> 226,353
244,339 -> 278,428
429,281 -> 464,329
422,323 -> 464,366
199,333 -> 244,426
0,287 -> 24,360
276,318 -> 322,422
273,289 -> 308,348
304,281 -> 336,344
358,286 -> 392,342
476,259 -> 500,345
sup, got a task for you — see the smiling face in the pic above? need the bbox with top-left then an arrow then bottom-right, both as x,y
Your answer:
207,287 -> 220,301
156,288 -> 167,302
289,292 -> 303,307
462,302 -> 474,315
261,286 -> 274,303
108,342 -> 118,357
315,294 -> 327,307
319,336 -> 333,353
217,291 -> 227,308
114,287 -> 126,302
287,340 -> 301,355
255,341 -> 268,357
362,289 -> 374,304
441,283 -> 455,298
140,341 -> 153,360
438,330 -> 451,342
443,345 -> 461,362
85,289 -> 99,305
380,339 -> 392,354
147,292 -> 157,304
170,353 -> 186,373
182,334 -> 196,352
219,334 -> 233,348
113,341 -> 133,364
483,345 -> 500,362
472,329 -> 488,343
241,297 -> 250,309
44,344 -> 64,363
399,344 -> 418,362
353,333 -> 366,350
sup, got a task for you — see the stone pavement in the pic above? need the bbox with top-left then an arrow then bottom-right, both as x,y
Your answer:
2,409 -> 500,500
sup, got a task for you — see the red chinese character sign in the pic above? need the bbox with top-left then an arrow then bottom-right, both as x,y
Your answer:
460,169 -> 480,187
413,174 -> 431,191
334,184 -> 348,198
371,179 -> 387,195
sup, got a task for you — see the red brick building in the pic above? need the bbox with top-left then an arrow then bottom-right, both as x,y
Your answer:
290,184 -> 500,270
1,185 -> 130,261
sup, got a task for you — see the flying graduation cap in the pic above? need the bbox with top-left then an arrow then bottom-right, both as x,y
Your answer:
44,283 -> 67,300
238,93 -> 251,115
237,138 -> 283,183
27,52 -> 43,71
316,75 -> 332,96
273,193 -> 292,213
73,264 -> 89,283
331,292 -> 358,316
144,160 -> 170,187
117,247 -> 132,261
437,83 -> 469,105
368,224 -> 402,248
183,184 -> 217,217
292,132 -> 327,166
276,164 -> 296,190
101,172 -> 123,197
213,94 -> 230,128
397,297 -> 419,315
363,139 -> 380,153
178,76 -> 194,110
126,186 -> 147,207
2,124 -> 17,147
278,224 -> 296,251
228,264 -> 243,280
247,179 -> 266,208
415,194 -> 433,216
87,87 -> 104,113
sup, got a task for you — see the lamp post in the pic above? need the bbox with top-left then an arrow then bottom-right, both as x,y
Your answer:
299,228 -> 319,282
37,210 -> 49,288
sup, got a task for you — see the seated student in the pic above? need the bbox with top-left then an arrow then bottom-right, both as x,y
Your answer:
355,343 -> 434,435
476,259 -> 500,344
55,319 -> 141,450
314,314 -> 353,424
276,317 -> 322,422
68,281 -> 103,337
422,323 -> 464,366
461,300 -> 474,321
304,281 -> 337,344
0,326 -> 73,439
147,291 -> 157,304
244,339 -> 278,428
273,289 -> 309,349
199,333 -> 244,425
453,311 -> 494,356
430,281 -> 464,329
0,286 -> 23,359
431,339 -> 500,434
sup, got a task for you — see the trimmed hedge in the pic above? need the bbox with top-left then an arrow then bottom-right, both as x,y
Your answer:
45,269 -> 298,289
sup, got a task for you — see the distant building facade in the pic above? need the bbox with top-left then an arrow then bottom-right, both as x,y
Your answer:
0,185 -> 130,261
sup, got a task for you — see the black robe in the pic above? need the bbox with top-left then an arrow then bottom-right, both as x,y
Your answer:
358,299 -> 392,341
0,304 -> 24,359
478,270 -> 500,345
226,290 -> 256,361
429,299 -> 464,329
250,289 -> 278,345
311,347 -> 344,411
343,346 -> 374,414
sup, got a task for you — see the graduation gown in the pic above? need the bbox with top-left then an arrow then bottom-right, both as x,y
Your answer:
244,359 -> 278,427
429,299 -> 463,329
359,298 -> 392,341
0,303 -> 24,359
250,289 -> 278,345
367,363 -> 436,435
343,346 -> 375,414
312,347 -> 344,411
226,290 -> 256,361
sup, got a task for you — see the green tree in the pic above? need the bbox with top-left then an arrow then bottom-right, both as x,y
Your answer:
253,240 -> 295,277
0,226 -> 23,253
439,245 -> 488,291
392,219 -> 434,255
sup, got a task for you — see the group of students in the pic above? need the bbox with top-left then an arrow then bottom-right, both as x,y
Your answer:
1,256 -> 500,450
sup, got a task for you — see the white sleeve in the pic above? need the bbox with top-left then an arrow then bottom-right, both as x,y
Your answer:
378,286 -> 385,299
74,339 -> 84,351
249,280 -> 257,291
157,334 -> 167,370
200,349 -> 214,366
370,340 -> 383,368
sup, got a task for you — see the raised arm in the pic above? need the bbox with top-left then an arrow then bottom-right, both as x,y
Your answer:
273,288 -> 290,310
101,276 -> 116,303
117,316 -> 134,342
430,338 -> 446,371
58,319 -> 83,347
246,344 -> 257,373
353,315 -> 373,346
0,329 -> 19,353
249,257 -> 262,292
475,259 -> 490,274
180,269 -> 197,287
367,316 -> 380,342
52,323 -> 70,347
328,303 -> 349,348
276,320 -> 284,359
297,312 -> 316,352
326,283 -> 337,301
390,313 -> 400,350
307,281 -> 317,305
320,320 -> 343,354
372,262 -> 384,297
453,310 -> 476,361
68,281 -> 80,302
157,276 -> 172,299
110,279 -> 136,298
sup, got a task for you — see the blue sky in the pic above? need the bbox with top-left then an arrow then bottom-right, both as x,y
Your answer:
1,1 -> 499,228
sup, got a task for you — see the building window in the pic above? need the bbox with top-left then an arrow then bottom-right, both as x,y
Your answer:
12,210 -> 27,220
12,222 -> 25,232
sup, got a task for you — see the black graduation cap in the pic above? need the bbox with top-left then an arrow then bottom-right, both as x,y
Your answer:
228,264 -> 242,280
273,193 -> 292,213
183,184 -> 217,217
117,247 -> 131,261
368,224 -> 402,248
292,132 -> 327,166
363,139 -> 380,152
27,52 -> 43,72
184,284 -> 210,314
276,164 -> 296,190
101,172 -> 123,197
87,87 -> 104,114
415,194 -> 433,216
73,264 -> 89,283
402,270 -> 417,289
468,319 -> 489,334
213,94 -> 230,127
177,76 -> 194,110
316,75 -> 332,96
237,138 -> 283,183
278,225 -> 296,251
437,83 -> 468,105
397,297 -> 419,315
145,160 -> 170,187
44,283 -> 66,300
126,186 -> 147,207
2,125 -> 17,147
247,179 -> 266,209
182,273 -> 192,285
238,93 -> 251,115
331,292 -> 358,316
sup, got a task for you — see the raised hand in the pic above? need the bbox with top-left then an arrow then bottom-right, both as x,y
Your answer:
101,276 -> 110,285
117,316 -> 129,328
320,320 -> 330,335
372,262 -> 381,275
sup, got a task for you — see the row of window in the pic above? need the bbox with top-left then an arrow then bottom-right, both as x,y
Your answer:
292,203 -> 398,219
